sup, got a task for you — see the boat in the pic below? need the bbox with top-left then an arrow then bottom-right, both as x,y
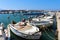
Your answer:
30,21 -> 51,26
31,18 -> 53,26
0,23 -> 4,36
28,15 -> 53,28
39,15 -> 53,25
44,15 -> 53,19
8,22 -> 41,39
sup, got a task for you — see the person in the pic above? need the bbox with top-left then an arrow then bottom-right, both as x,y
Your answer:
19,19 -> 27,26
22,18 -> 26,22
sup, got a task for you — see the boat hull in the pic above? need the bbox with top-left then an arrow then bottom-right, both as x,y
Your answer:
10,25 -> 41,39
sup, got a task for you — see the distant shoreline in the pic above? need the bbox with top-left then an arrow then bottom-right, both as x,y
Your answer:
0,10 -> 59,14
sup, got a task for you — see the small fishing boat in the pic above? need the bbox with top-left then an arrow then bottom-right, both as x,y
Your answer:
8,22 -> 41,39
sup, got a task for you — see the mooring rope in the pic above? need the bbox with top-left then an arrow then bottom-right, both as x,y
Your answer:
44,30 -> 55,40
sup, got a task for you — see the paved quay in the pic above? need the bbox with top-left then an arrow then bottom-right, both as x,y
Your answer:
56,12 -> 60,40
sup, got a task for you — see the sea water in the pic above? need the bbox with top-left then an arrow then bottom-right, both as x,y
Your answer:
0,13 -> 41,28
0,13 -> 29,28
0,13 -> 56,40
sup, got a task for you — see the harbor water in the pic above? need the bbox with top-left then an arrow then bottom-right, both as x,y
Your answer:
0,13 -> 28,28
0,13 -> 56,40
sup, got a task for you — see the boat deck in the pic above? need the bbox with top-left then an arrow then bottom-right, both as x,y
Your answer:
14,24 -> 32,31
16,25 -> 32,31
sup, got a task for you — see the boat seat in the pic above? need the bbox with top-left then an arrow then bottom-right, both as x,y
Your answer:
15,25 -> 32,31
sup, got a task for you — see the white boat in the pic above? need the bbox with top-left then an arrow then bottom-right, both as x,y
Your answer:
44,15 -> 53,19
9,22 -> 41,39
32,18 -> 40,21
30,21 -> 51,27
0,23 -> 4,36
31,17 -> 53,26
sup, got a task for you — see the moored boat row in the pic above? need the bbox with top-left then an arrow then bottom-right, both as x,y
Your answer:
7,14 -> 54,39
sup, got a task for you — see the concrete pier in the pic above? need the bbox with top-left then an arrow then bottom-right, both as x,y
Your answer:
56,12 -> 60,40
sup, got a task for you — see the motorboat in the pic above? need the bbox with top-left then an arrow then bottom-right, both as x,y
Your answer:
32,18 -> 40,21
30,21 -> 51,27
44,15 -> 53,19
29,15 -> 53,27
9,22 -> 41,39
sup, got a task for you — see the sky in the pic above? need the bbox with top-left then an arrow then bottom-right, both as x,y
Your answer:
0,0 -> 60,10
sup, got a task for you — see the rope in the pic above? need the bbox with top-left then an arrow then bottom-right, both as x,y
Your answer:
44,30 -> 55,40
